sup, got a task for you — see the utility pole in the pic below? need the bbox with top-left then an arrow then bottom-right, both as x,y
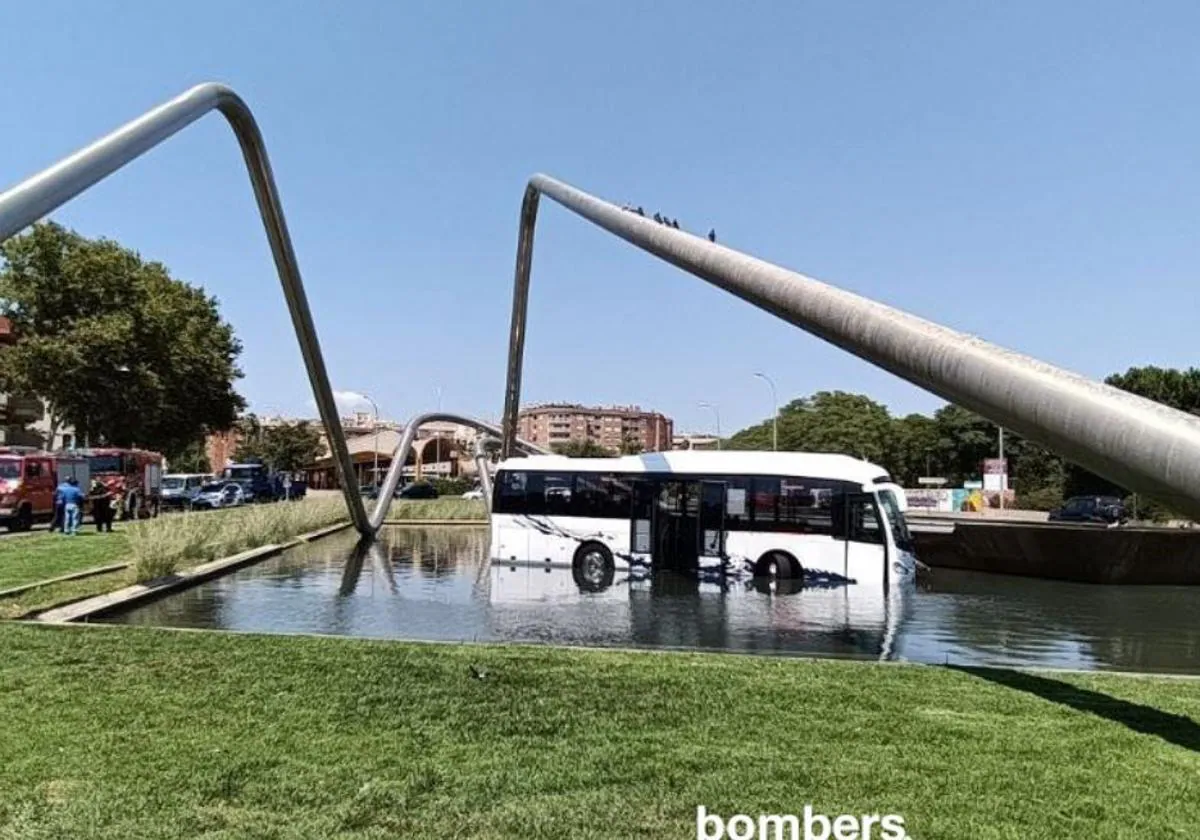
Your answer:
698,401 -> 721,450
360,393 -> 380,489
753,372 -> 778,452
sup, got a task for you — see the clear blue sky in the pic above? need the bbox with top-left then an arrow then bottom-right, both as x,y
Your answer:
3,2 -> 1199,436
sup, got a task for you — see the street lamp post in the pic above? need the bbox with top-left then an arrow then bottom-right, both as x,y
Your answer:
753,371 -> 778,452
435,386 -> 443,478
359,393 -> 380,489
698,401 -> 721,450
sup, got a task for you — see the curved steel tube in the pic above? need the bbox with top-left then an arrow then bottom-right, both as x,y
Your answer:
473,435 -> 499,509
503,174 -> 1200,520
369,412 -> 547,529
0,83 -> 369,534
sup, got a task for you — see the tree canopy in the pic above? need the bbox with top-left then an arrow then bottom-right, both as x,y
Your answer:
551,440 -> 615,458
233,416 -> 324,472
0,222 -> 245,456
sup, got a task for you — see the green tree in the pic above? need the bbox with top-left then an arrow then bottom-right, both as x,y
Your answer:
235,418 -> 323,472
167,438 -> 211,474
0,222 -> 245,454
887,413 -> 940,486
551,440 -> 615,458
728,391 -> 893,463
620,436 -> 644,455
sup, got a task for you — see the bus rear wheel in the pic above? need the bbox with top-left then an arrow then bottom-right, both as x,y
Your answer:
572,542 -> 615,592
755,550 -> 802,580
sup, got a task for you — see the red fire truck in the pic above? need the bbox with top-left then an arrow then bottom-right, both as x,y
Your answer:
0,447 -> 89,531
75,447 -> 164,519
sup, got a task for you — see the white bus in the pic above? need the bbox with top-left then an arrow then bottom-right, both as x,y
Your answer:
489,450 -> 917,591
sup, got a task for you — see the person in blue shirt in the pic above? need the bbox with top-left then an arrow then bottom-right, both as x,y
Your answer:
54,477 -> 86,536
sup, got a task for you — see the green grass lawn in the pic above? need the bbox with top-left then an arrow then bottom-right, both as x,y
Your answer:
0,531 -> 129,591
388,497 -> 487,520
1,624 -> 1198,838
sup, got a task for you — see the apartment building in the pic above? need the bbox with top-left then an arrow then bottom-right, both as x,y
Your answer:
517,403 -> 674,452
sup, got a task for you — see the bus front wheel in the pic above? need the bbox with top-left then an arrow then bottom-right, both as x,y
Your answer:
572,542 -> 615,592
755,550 -> 802,580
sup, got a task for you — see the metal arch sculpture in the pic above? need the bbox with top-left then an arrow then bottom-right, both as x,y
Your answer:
0,83 -> 371,534
502,174 -> 1200,521
367,412 -> 547,530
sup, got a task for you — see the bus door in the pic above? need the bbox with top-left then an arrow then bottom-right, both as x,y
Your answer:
698,481 -> 727,564
629,479 -> 656,566
834,492 -> 888,584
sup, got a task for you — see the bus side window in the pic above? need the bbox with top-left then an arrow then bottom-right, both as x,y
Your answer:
750,477 -> 780,528
724,477 -> 750,530
603,475 -> 632,518
574,474 -> 604,517
496,471 -> 529,514
541,473 -> 573,516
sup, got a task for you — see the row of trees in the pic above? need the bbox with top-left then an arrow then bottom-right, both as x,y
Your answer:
0,223 -> 245,464
551,438 -> 645,457
232,415 -> 325,473
726,366 -> 1200,515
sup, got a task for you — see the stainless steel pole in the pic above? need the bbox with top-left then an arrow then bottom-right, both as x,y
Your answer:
698,402 -> 721,450
0,83 -> 370,535
754,371 -> 778,452
502,174 -> 1200,520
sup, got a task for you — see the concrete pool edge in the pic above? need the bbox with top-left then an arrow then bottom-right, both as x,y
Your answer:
35,521 -> 354,624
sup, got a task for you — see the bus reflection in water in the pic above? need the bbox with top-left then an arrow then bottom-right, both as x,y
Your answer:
489,450 -> 918,591
487,561 -> 913,660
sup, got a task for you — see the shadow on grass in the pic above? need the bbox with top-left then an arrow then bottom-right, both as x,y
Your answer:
948,665 -> 1200,753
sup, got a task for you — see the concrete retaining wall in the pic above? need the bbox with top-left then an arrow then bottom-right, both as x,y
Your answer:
913,521 -> 1200,584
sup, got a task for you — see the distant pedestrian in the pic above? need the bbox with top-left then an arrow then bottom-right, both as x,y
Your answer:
707,228 -> 716,243
671,219 -> 679,229
636,207 -> 644,216
653,212 -> 663,223
90,479 -> 114,533
56,477 -> 85,536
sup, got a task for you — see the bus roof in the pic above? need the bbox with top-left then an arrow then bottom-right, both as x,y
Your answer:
495,450 -> 891,486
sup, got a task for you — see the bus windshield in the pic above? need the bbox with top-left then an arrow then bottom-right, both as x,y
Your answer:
877,489 -> 914,552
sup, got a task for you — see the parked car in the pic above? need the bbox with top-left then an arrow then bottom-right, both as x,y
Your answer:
189,482 -> 245,511
461,488 -> 484,500
1048,495 -> 1126,524
161,473 -> 211,511
398,481 -> 438,499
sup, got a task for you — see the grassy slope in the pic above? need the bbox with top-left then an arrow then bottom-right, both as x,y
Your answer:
1,624 -> 1198,839
0,532 -> 129,591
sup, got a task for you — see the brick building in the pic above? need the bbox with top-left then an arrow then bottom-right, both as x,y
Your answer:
517,403 -> 673,453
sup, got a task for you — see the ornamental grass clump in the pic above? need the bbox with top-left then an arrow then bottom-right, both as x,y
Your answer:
128,497 -> 349,582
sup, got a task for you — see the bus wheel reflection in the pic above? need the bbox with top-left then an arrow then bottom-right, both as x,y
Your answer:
749,576 -> 806,596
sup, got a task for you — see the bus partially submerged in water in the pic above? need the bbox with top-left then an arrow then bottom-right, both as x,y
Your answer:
490,451 -> 916,590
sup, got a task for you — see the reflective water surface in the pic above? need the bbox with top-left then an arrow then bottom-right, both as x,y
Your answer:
101,527 -> 1200,674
